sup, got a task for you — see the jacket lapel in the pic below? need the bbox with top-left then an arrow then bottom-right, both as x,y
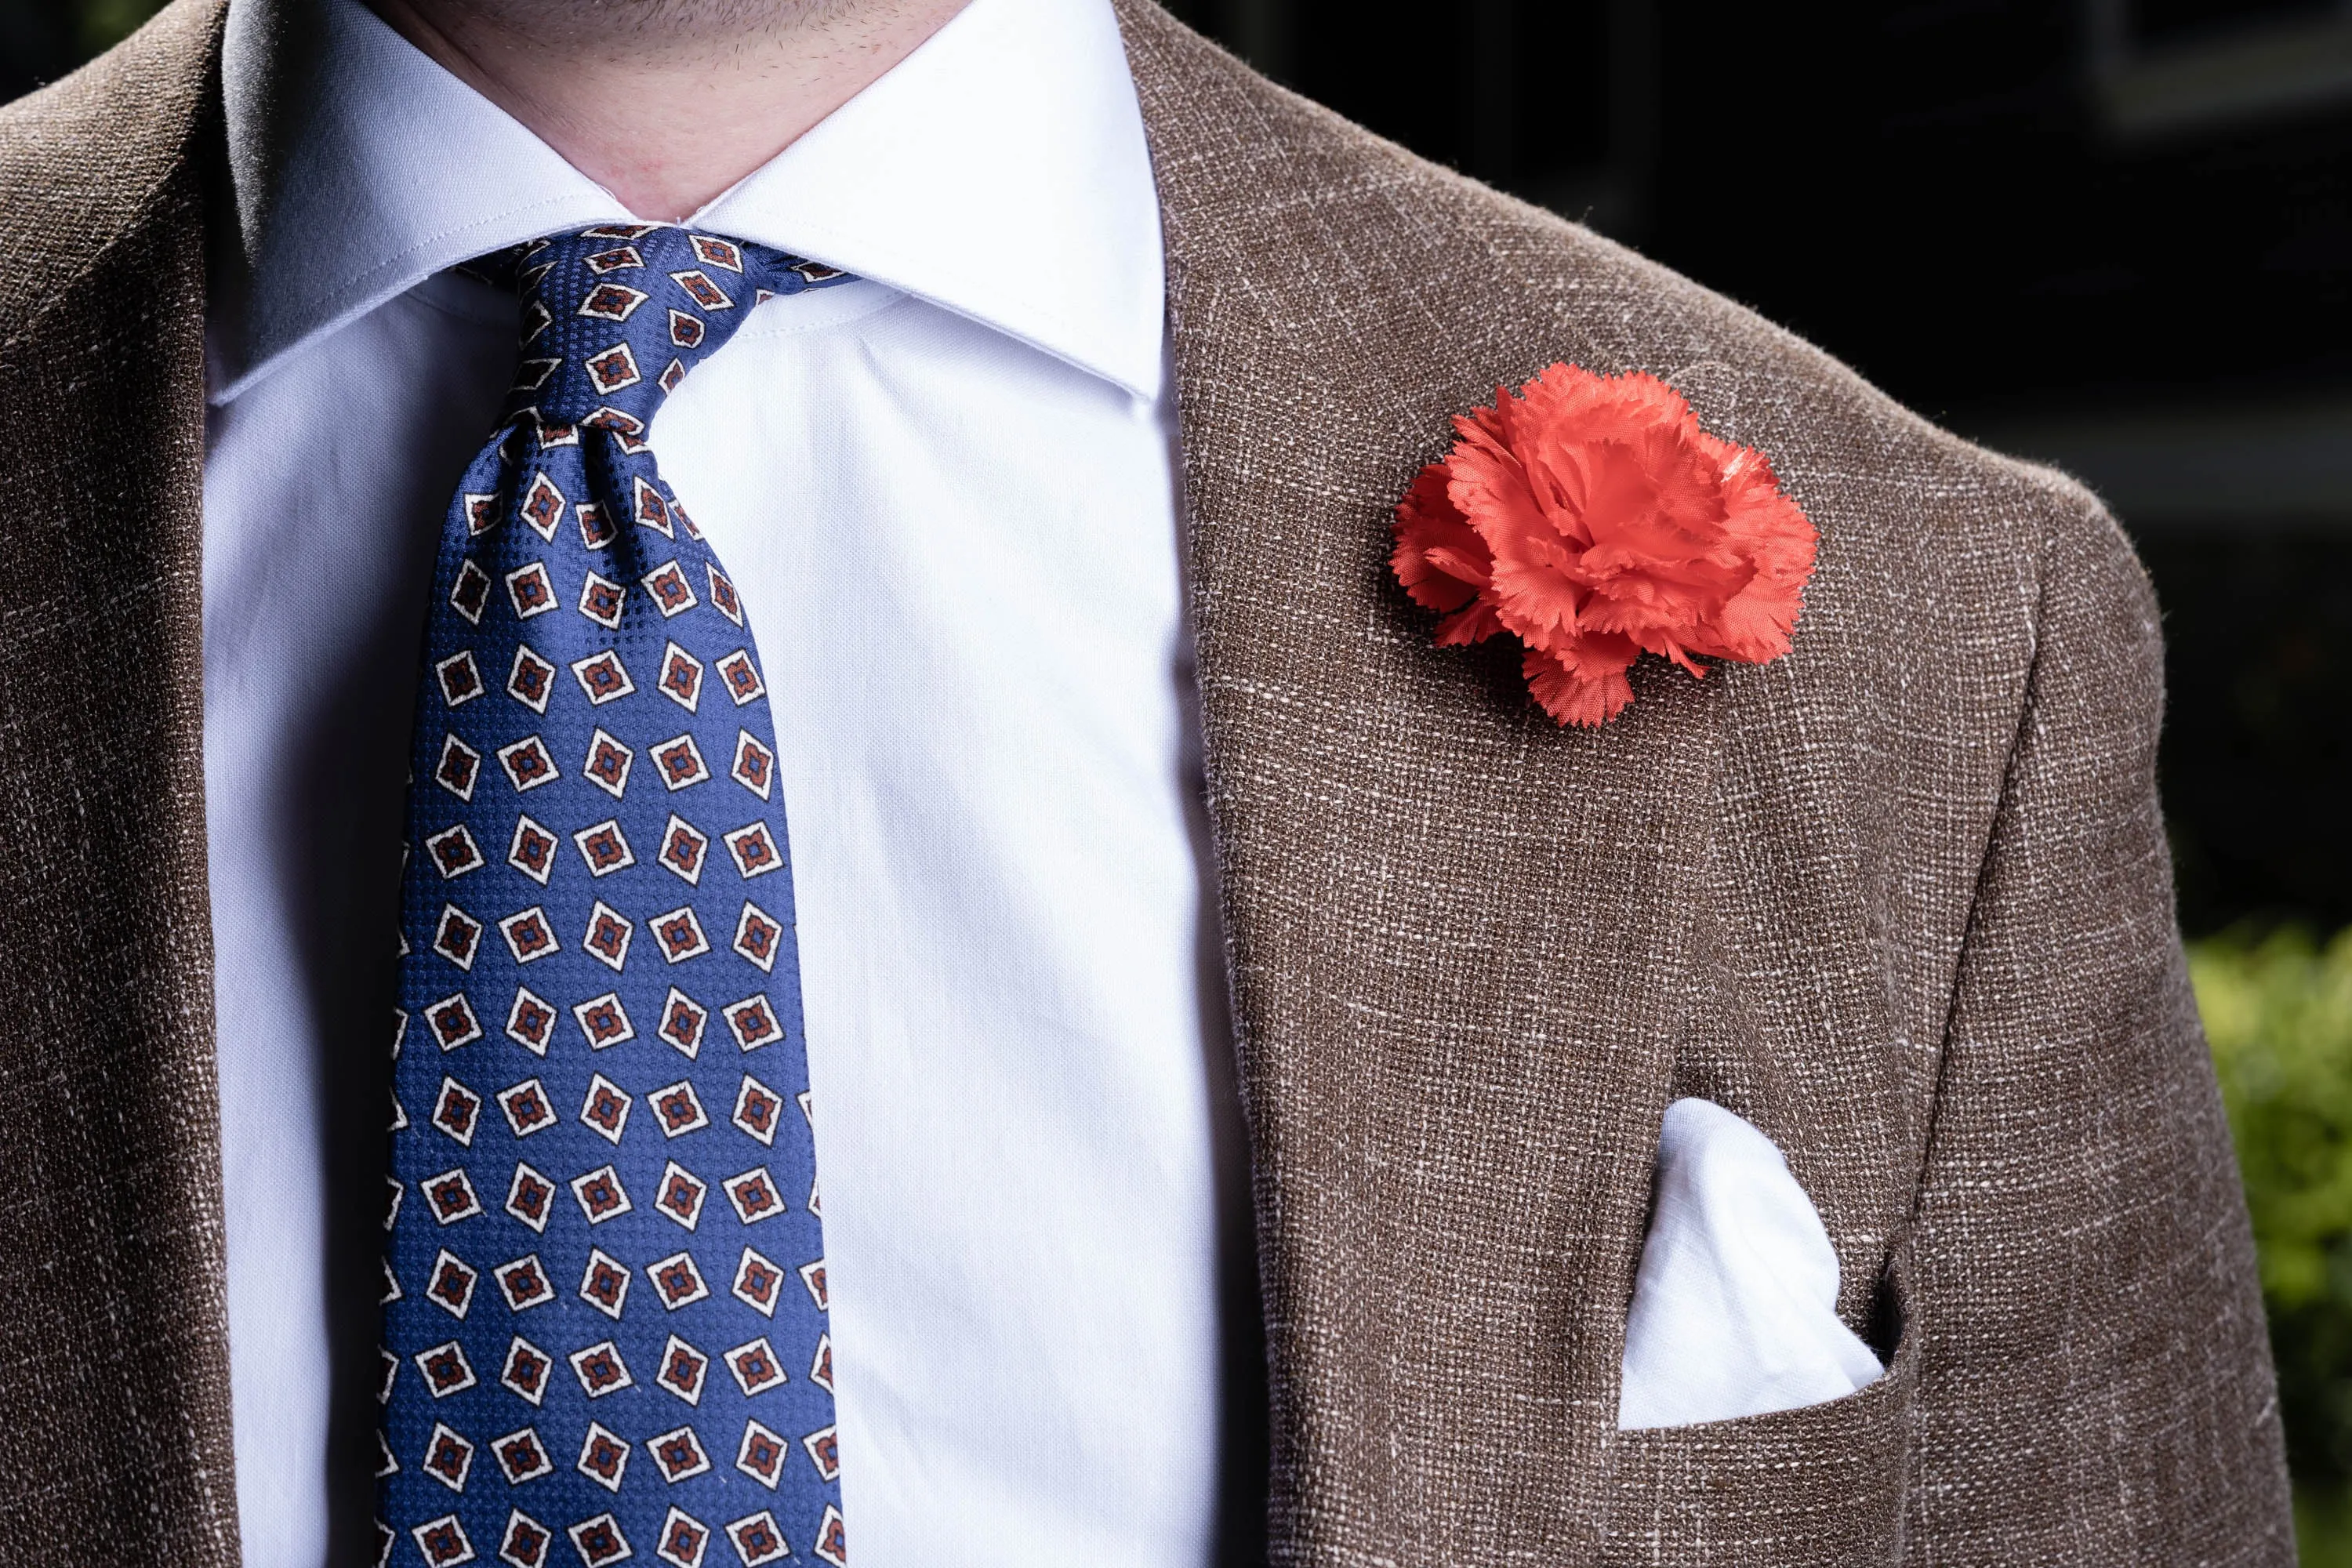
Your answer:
1115,5 -> 1726,1562
0,3 -> 239,1563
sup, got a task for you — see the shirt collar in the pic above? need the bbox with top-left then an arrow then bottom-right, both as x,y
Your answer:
216,0 -> 1164,403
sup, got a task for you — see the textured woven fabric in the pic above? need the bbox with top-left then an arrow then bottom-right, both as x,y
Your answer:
379,227 -> 849,1568
0,1 -> 2295,1565
0,5 -> 238,1566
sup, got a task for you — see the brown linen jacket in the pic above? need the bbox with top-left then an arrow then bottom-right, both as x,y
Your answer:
0,0 -> 2293,1563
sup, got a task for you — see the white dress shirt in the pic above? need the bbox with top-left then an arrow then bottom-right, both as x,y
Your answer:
205,2 -> 1243,1564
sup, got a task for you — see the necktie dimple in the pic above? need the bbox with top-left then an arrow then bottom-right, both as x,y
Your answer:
380,225 -> 851,1568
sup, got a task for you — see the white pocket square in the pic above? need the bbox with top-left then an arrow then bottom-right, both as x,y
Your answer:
1617,1097 -> 1884,1431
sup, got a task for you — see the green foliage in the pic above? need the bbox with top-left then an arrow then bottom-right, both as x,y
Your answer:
71,0 -> 165,53
2305,1489 -> 2352,1568
2198,929 -> 2352,1328
2191,927 -> 2352,1558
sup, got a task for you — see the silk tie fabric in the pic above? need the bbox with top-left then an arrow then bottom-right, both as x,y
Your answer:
380,226 -> 851,1568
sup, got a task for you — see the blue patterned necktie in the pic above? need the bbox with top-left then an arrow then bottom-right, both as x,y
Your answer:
381,225 -> 850,1568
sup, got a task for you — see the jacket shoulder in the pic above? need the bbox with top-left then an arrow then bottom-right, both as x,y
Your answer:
0,0 -> 223,345
1117,0 -> 2133,650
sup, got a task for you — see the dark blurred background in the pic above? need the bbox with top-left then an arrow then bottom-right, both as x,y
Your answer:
12,0 -> 2352,1550
0,0 -> 156,85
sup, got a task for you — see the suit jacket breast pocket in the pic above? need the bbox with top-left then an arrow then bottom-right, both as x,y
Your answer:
1598,1334 -> 1912,1567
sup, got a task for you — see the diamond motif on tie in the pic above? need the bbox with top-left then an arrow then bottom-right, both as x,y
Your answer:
642,560 -> 698,615
725,1338 -> 786,1397
579,502 -> 617,550
727,1512 -> 788,1567
506,817 -> 558,883
383,226 -> 844,1559
506,646 -> 555,711
716,649 -> 764,705
499,1510 -> 553,1568
450,560 -> 492,623
803,1426 -> 841,1483
423,993 -> 481,1051
495,1254 -> 555,1312
495,1077 -> 556,1137
657,1335 -> 710,1404
579,1249 -> 632,1319
571,1164 -> 633,1224
652,1083 -> 710,1137
723,1167 -> 783,1223
656,1507 -> 713,1568
505,561 -> 556,617
585,343 -> 642,394
436,651 -> 485,706
500,1337 -> 554,1404
570,1512 -> 631,1565
496,906 -> 557,964
495,735 -> 557,792
572,648 -> 634,702
651,1250 -> 713,1309
735,1420 -> 789,1489
426,825 -> 485,880
420,1168 -> 481,1223
650,1427 -> 713,1484
434,735 -> 482,800
659,817 -> 710,884
732,1248 -> 783,1316
658,643 -> 704,710
573,989 -> 633,1046
503,989 -> 555,1053
413,1513 -> 470,1565
656,1161 -> 710,1226
504,1162 -> 554,1231
658,989 -> 710,1055
493,1427 -> 555,1486
671,270 -> 735,310
652,733 -> 710,789
579,282 -> 650,321
734,1076 -> 783,1144
726,822 -> 782,877
731,730 -> 774,797
430,1080 -> 483,1145
652,906 -> 712,962
733,902 -> 782,971
416,1341 -> 475,1398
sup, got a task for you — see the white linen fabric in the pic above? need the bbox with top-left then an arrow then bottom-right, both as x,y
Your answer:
1617,1098 -> 1885,1431
204,2 -> 1243,1566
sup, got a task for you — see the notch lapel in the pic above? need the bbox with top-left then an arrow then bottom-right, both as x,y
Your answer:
1115,6 -> 1727,1562
0,3 -> 239,1563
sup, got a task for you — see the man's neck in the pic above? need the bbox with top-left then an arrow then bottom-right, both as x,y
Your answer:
365,0 -> 971,222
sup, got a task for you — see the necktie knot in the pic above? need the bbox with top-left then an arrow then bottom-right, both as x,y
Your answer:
485,224 -> 849,429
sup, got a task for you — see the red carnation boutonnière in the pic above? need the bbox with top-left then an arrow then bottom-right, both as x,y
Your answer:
1392,363 -> 1818,727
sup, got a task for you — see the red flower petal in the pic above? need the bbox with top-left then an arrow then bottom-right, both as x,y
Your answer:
1523,633 -> 1639,728
1392,363 -> 1817,726
1391,464 -> 1490,615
